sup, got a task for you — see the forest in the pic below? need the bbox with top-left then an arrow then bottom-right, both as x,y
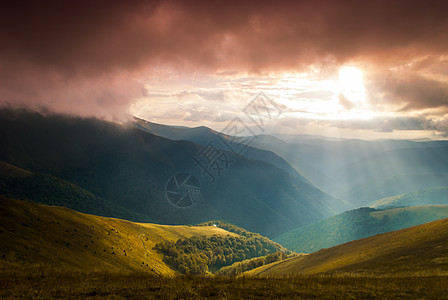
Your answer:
155,221 -> 291,274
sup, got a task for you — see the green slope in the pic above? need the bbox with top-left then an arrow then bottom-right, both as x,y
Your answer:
248,217 -> 448,276
371,186 -> 448,209
0,161 -> 151,222
274,205 -> 448,253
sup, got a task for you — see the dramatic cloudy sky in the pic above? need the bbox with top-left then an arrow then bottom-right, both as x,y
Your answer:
1,0 -> 448,139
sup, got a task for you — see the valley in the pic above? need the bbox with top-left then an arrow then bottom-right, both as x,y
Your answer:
2,1 -> 448,297
1,110 -> 448,298
0,109 -> 342,238
2,197 -> 448,298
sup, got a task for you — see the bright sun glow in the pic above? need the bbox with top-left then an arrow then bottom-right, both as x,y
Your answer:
338,66 -> 366,103
272,67 -> 372,121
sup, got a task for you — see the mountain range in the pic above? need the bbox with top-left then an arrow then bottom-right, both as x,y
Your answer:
0,109 -> 344,237
249,135 -> 448,206
135,117 -> 448,207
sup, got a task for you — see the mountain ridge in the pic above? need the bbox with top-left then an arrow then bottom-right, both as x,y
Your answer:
0,109 -> 343,237
274,205 -> 448,253
371,186 -> 448,208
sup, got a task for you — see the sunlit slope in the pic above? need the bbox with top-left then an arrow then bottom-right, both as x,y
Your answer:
274,205 -> 448,253
248,218 -> 448,276
0,197 -> 235,275
371,186 -> 448,209
0,161 -> 31,177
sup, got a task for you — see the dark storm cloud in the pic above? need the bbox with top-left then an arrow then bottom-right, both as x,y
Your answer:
0,0 -> 162,75
1,0 -> 448,118
365,56 -> 448,113
3,0 -> 448,73
395,76 -> 448,111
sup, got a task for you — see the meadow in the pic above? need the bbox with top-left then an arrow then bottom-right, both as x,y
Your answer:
1,268 -> 447,299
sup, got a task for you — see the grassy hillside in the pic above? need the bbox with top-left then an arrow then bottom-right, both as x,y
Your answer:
0,196 -> 237,275
216,252 -> 299,276
3,202 -> 445,298
371,186 -> 448,208
0,109 -> 343,237
274,205 -> 448,253
152,220 -> 291,275
3,273 -> 447,299
0,161 -> 31,177
0,161 -> 151,222
0,197 -> 291,277
248,217 -> 448,276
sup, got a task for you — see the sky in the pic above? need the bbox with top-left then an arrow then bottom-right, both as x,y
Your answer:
1,0 -> 448,140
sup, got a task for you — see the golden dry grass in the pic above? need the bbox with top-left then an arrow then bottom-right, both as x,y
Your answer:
0,197 -> 235,276
248,217 -> 448,277
1,270 -> 447,299
1,197 -> 448,298
0,161 -> 31,177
